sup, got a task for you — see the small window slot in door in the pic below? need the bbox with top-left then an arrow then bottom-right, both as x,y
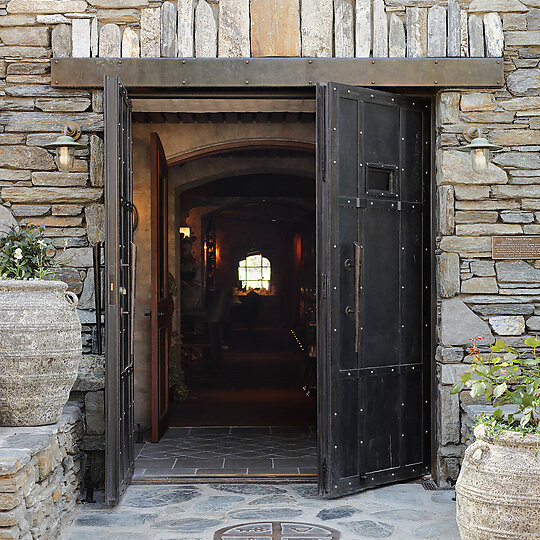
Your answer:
366,163 -> 398,198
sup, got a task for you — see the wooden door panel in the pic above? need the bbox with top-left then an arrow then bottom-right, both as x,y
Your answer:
317,82 -> 431,498
151,133 -> 172,442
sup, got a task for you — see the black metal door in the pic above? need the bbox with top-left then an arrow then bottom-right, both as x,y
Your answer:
104,75 -> 135,506
317,82 -> 431,498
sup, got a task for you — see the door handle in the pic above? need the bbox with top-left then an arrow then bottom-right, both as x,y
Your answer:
354,242 -> 361,353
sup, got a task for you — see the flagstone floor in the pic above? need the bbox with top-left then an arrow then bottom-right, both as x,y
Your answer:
134,426 -> 318,480
60,482 -> 459,540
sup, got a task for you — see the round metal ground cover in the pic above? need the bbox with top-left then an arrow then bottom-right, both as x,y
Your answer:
214,521 -> 340,539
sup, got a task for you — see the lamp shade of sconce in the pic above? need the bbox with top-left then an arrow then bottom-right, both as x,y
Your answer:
179,227 -> 191,237
457,126 -> 502,174
43,123 -> 87,173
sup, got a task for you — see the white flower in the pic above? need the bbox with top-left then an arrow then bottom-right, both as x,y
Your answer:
37,240 -> 45,247
13,248 -> 23,261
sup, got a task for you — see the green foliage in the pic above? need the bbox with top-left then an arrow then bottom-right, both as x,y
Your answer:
0,224 -> 61,280
451,337 -> 540,434
168,332 -> 191,402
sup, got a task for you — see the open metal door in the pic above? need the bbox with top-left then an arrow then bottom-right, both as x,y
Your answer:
317,82 -> 431,498
104,75 -> 135,505
150,133 -> 172,442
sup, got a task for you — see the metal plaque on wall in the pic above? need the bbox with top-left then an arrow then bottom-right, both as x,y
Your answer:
492,236 -> 540,259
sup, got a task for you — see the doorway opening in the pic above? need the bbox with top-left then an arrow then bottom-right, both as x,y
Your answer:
136,141 -> 320,481
104,80 -> 434,499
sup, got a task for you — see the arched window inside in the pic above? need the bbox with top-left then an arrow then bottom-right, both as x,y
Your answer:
238,253 -> 271,291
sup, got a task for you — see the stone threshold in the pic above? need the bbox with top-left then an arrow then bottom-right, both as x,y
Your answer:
132,473 -> 317,485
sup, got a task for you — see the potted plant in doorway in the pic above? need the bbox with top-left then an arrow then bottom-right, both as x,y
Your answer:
0,225 -> 82,426
450,336 -> 540,539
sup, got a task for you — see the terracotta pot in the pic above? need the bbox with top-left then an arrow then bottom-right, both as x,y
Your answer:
0,280 -> 82,426
456,425 -> 540,539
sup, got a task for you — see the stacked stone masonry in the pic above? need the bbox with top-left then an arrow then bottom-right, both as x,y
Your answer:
0,406 -> 83,540
0,0 -> 539,489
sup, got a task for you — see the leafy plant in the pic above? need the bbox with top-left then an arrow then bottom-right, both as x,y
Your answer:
0,224 -> 63,280
451,336 -> 540,434
168,331 -> 191,402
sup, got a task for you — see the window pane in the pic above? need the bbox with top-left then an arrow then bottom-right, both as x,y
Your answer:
238,253 -> 271,290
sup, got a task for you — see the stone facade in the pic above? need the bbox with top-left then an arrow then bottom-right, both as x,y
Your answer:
0,0 -> 539,490
0,405 -> 83,539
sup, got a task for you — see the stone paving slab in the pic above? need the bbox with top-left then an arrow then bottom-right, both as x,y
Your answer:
60,482 -> 459,540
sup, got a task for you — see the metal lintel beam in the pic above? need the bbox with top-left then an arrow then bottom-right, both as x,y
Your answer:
52,58 -> 504,89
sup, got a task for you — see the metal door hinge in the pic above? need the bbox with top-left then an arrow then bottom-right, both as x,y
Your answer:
322,459 -> 328,490
321,273 -> 327,299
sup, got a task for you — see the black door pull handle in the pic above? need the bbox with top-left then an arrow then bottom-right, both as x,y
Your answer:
345,306 -> 354,317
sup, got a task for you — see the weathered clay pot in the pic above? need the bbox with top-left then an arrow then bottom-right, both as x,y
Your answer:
456,425 -> 540,539
0,280 -> 82,426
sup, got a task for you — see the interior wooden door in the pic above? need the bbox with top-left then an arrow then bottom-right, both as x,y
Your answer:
151,132 -> 173,442
316,82 -> 431,498
104,74 -> 135,506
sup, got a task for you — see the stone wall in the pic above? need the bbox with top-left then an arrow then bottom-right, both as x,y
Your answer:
0,405 -> 83,539
0,0 -> 504,60
0,0 -> 540,488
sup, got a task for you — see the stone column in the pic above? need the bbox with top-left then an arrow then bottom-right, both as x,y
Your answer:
195,0 -> 218,57
141,8 -> 161,58
219,0 -> 250,57
178,0 -> 194,57
161,1 -> 178,58
356,0 -> 371,57
334,0 -> 354,57
301,0 -> 333,57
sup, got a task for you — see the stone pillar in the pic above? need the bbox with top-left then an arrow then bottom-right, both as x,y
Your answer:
99,23 -> 121,58
72,18 -> 91,58
250,0 -> 301,57
334,0 -> 354,57
406,7 -> 428,58
161,1 -> 178,58
195,0 -> 218,57
301,0 -> 333,57
372,0 -> 388,58
219,0 -> 250,57
178,0 -> 195,57
355,0 -> 371,57
141,8 -> 161,58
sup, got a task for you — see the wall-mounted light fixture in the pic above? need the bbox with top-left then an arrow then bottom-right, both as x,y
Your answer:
179,227 -> 191,237
457,125 -> 502,173
44,122 -> 87,173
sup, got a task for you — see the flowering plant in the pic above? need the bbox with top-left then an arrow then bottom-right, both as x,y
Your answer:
0,224 -> 60,280
451,336 -> 540,434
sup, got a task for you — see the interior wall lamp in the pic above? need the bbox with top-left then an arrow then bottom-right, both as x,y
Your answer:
457,125 -> 502,173
44,122 -> 87,173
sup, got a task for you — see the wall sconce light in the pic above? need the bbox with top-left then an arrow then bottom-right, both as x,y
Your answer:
179,227 -> 191,237
457,125 -> 502,173
44,122 -> 87,173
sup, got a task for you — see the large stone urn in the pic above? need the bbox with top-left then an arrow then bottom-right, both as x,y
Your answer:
0,280 -> 82,426
456,425 -> 540,539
